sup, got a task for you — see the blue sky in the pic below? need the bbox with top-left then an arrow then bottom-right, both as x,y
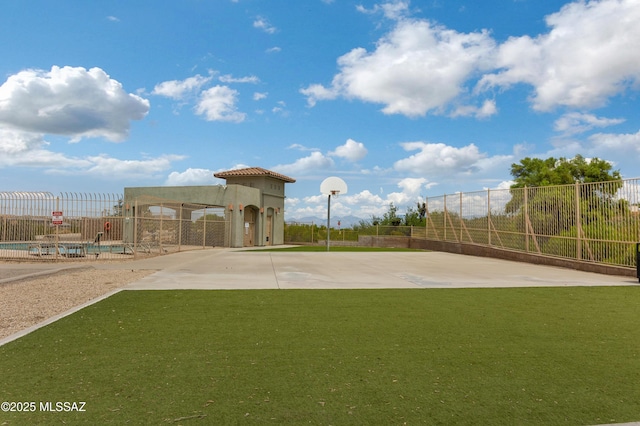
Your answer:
1,0 -> 639,220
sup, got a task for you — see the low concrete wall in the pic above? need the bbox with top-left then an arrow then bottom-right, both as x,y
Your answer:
358,236 -> 412,248
359,236 -> 636,278
316,240 -> 360,247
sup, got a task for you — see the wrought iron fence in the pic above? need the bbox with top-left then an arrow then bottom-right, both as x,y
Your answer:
0,192 -> 230,261
425,179 -> 640,268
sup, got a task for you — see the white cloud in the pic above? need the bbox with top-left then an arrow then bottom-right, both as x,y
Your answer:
390,140 -> 514,192
253,16 -> 277,34
153,73 -> 250,122
288,143 -> 319,152
450,99 -> 497,118
304,0 -> 640,117
152,74 -> 213,100
397,177 -> 429,195
195,86 -> 246,122
300,84 -> 338,107
271,100 -> 289,116
473,154 -> 514,176
342,189 -> 384,206
554,112 -> 625,135
81,154 -> 185,178
588,129 -> 640,153
386,191 -> 413,207
218,163 -> 251,172
165,168 -> 216,186
272,151 -> 334,175
329,138 -> 368,161
301,19 -> 496,117
0,129 -> 47,156
491,180 -> 514,190
0,128 -> 185,178
393,142 -> 485,174
253,92 -> 268,101
284,197 -> 300,209
303,194 -> 327,204
296,192 -> 354,218
356,1 -> 411,20
219,74 -> 260,84
477,0 -> 640,111
384,177 -> 431,207
0,66 -> 149,142
0,129 -> 90,168
6,150 -> 90,169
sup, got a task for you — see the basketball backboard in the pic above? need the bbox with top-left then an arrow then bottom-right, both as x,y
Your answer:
321,177 -> 347,251
320,176 -> 348,196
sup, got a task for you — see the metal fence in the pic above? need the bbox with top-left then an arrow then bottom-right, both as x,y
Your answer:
284,221 -> 425,247
130,197 -> 230,254
425,179 -> 640,268
284,179 -> 639,269
284,222 -> 417,245
0,192 -> 230,261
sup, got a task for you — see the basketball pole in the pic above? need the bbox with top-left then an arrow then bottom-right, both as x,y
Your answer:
321,177 -> 346,252
326,192 -> 331,251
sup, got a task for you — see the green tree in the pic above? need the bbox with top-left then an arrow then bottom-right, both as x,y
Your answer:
506,155 -> 632,265
507,155 -> 622,214
371,202 -> 402,226
404,202 -> 427,226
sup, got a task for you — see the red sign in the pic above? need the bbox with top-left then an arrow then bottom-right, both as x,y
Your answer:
52,211 -> 63,225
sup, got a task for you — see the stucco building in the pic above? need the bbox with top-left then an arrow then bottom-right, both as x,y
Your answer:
123,167 -> 295,248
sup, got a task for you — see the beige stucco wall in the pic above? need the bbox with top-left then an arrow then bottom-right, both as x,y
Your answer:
123,184 -> 286,248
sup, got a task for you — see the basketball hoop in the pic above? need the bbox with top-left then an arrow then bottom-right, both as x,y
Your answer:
320,177 -> 348,251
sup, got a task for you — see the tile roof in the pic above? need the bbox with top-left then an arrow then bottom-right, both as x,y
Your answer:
213,167 -> 296,183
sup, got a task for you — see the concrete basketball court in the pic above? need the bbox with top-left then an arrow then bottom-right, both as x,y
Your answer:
100,248 -> 637,290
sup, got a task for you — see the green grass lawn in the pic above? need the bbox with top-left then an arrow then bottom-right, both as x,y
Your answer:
1,288 -> 640,425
